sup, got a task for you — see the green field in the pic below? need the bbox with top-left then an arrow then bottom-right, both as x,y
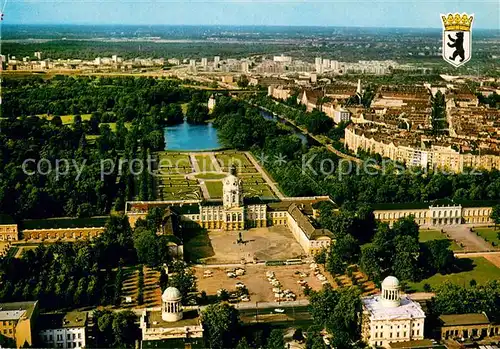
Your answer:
21,217 -> 108,230
158,153 -> 192,174
38,114 -> 91,125
419,229 -> 463,251
195,173 -> 227,180
474,227 -> 500,247
160,186 -> 201,200
408,257 -> 500,292
216,152 -> 252,169
205,181 -> 223,198
244,184 -> 275,198
195,155 -> 217,172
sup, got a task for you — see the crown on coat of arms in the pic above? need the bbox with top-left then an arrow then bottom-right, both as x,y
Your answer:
441,13 -> 474,31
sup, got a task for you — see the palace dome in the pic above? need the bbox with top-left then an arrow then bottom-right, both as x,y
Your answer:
382,276 -> 400,290
162,287 -> 182,302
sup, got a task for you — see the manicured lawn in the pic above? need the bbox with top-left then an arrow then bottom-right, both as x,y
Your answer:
158,153 -> 192,168
419,229 -> 463,251
160,186 -> 200,200
474,227 -> 500,247
245,184 -> 275,198
408,257 -> 500,292
195,155 -> 217,172
21,217 -> 108,230
216,152 -> 252,169
205,181 -> 223,198
195,173 -> 227,180
158,153 -> 192,174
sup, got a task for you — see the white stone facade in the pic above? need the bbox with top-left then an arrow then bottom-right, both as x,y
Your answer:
361,276 -> 426,348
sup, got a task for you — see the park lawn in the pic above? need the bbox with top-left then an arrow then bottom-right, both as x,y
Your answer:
21,216 -> 108,230
244,184 -> 275,198
160,178 -> 198,186
99,122 -> 132,132
194,173 -> 227,180
215,152 -> 252,168
205,181 -> 223,198
241,176 -> 266,185
408,257 -> 500,292
474,227 -> 500,247
419,229 -> 463,251
195,155 -> 217,172
38,114 -> 91,125
161,186 -> 200,200
158,153 -> 192,174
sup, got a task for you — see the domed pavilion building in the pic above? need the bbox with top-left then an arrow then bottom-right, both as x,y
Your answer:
361,276 -> 426,348
140,287 -> 203,347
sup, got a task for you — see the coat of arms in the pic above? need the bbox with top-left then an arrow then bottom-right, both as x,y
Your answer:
441,13 -> 474,67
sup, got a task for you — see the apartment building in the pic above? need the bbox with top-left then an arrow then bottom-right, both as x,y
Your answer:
38,312 -> 87,349
0,301 -> 39,348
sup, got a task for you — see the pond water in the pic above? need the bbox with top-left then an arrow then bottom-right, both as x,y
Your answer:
164,121 -> 221,150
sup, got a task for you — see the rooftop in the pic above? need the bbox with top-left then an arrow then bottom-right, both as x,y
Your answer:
144,310 -> 200,329
39,311 -> 88,330
439,313 -> 490,327
0,301 -> 38,321
362,295 -> 426,321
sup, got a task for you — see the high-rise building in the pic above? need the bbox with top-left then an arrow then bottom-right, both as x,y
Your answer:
34,52 -> 42,60
241,61 -> 249,73
214,56 -> 220,68
315,57 -> 323,74
201,58 -> 208,67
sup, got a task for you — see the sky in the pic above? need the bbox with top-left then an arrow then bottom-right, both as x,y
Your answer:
4,0 -> 500,29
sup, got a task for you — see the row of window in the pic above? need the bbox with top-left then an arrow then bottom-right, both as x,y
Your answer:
42,332 -> 82,341
2,329 -> 13,335
373,330 -> 419,339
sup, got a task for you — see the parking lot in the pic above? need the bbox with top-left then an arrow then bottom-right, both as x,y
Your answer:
195,263 -> 328,303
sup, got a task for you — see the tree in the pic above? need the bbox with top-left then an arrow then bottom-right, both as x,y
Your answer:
237,75 -> 249,88
491,205 -> 500,230
186,100 -> 209,124
309,285 -> 361,348
236,337 -> 251,349
266,329 -> 285,349
360,243 -> 382,283
168,267 -> 197,305
420,239 -> 455,275
133,227 -> 159,267
393,235 -> 420,281
201,303 -> 241,349
326,234 -> 359,275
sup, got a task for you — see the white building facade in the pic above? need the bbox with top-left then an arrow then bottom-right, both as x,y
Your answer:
361,276 -> 426,348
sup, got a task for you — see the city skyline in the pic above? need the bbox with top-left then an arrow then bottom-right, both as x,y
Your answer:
4,0 -> 499,29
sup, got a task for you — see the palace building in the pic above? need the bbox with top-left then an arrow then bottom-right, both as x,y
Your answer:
373,200 -> 496,226
126,170 -> 334,256
361,276 -> 426,348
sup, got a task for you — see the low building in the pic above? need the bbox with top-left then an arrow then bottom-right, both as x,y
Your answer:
0,301 -> 39,348
0,214 -> 18,241
439,313 -> 500,340
361,277 -> 426,348
140,287 -> 204,347
38,311 -> 87,349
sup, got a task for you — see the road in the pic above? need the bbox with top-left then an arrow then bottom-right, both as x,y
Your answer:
443,225 -> 494,251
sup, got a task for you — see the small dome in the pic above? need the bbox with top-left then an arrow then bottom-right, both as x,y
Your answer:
382,276 -> 400,289
162,287 -> 182,302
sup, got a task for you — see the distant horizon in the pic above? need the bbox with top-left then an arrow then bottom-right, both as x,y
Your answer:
2,23 -> 499,32
4,0 -> 499,30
